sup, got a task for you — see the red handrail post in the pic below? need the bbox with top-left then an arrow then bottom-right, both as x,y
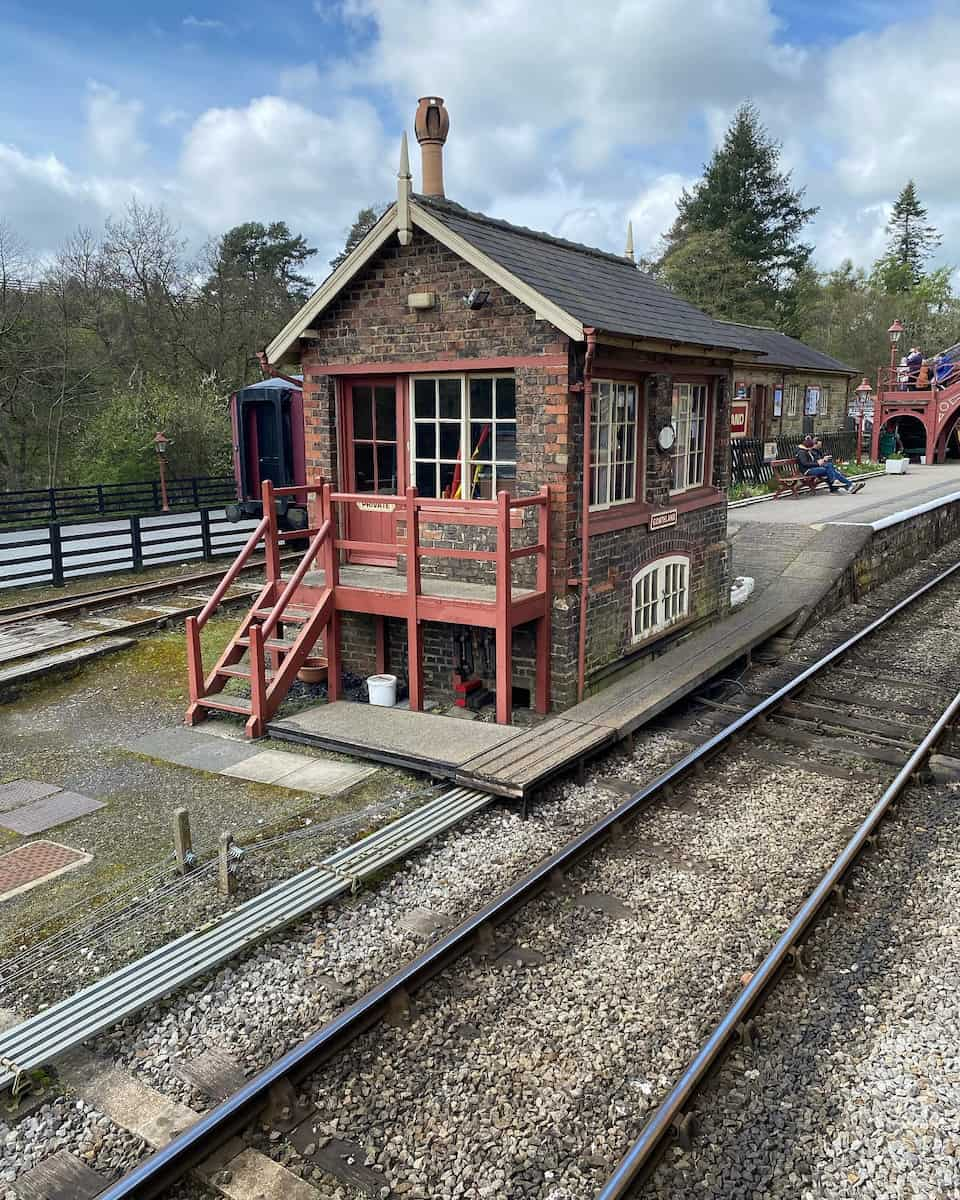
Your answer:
184,616 -> 205,725
534,487 -> 551,715
322,483 -> 341,702
247,622 -> 267,739
261,479 -> 281,588
495,489 -> 513,725
405,486 -> 423,713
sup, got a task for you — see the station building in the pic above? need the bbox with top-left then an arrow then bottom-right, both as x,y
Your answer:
722,323 -> 858,442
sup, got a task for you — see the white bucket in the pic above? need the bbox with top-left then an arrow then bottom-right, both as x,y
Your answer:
367,674 -> 397,707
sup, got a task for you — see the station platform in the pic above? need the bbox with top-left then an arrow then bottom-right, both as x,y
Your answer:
730,462 -> 960,529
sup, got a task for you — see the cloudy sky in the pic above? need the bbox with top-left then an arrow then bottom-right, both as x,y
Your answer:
1,0 -> 956,281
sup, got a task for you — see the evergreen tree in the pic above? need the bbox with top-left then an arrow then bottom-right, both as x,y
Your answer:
330,205 -> 387,270
661,103 -> 818,327
878,180 -> 941,290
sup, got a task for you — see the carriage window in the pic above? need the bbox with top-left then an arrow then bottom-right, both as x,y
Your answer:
412,375 -> 517,498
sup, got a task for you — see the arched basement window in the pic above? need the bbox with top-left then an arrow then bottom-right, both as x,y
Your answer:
631,554 -> 690,642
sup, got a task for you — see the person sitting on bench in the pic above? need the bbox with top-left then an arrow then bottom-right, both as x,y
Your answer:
796,437 -> 864,494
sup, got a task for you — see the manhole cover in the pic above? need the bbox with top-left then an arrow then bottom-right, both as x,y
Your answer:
0,840 -> 91,901
0,791 -> 104,835
0,780 -> 61,813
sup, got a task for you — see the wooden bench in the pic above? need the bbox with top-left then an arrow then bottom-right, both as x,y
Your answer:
771,458 -> 821,498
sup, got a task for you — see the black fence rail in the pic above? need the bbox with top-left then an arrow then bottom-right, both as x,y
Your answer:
0,476 -> 236,529
731,430 -> 857,487
0,509 -> 259,592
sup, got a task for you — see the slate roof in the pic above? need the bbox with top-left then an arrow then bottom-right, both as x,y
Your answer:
416,195 -> 765,354
718,321 -> 859,375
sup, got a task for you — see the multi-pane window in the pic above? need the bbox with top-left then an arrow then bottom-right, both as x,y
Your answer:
786,385 -> 801,417
412,375 -> 516,499
671,382 -> 709,492
632,555 -> 690,642
818,385 -> 830,416
590,380 -> 639,509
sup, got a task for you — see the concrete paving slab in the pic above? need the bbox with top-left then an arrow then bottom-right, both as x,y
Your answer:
276,700 -> 521,766
0,792 -> 105,835
221,749 -> 319,784
0,779 -> 61,812
127,728 -> 260,772
271,758 -> 377,795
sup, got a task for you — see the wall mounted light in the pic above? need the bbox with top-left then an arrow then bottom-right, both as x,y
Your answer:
463,287 -> 490,310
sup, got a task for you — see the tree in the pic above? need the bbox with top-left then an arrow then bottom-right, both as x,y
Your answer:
879,180 -> 941,290
658,228 -> 767,325
330,205 -> 387,270
661,103 -> 818,329
198,221 -> 317,386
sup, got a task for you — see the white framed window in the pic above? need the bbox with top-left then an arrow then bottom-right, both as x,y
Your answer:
786,385 -> 801,417
632,555 -> 690,642
817,385 -> 830,416
671,382 -> 709,493
590,380 -> 639,509
411,374 -> 516,499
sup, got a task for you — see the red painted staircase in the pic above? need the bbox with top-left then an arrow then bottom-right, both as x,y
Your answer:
185,481 -> 341,738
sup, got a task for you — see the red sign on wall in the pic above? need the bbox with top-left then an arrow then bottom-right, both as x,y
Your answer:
730,401 -> 749,438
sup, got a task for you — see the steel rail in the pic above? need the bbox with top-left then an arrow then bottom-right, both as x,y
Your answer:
0,553 -> 298,626
95,557 -> 960,1199
597,682 -> 960,1198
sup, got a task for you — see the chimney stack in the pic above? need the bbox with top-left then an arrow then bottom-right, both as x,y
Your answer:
414,96 -> 449,198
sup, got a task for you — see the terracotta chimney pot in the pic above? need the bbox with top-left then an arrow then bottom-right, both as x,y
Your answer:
415,96 -> 449,198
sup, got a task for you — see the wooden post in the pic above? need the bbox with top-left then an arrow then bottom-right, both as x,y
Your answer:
248,622 -> 268,737
321,483 -> 341,702
495,490 -> 513,725
261,479 -> 280,584
173,808 -> 193,874
185,615 -> 204,703
375,615 -> 388,675
405,487 -> 423,712
534,486 -> 551,715
218,832 -> 237,896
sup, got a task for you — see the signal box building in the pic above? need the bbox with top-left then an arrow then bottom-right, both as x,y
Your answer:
200,98 -> 776,734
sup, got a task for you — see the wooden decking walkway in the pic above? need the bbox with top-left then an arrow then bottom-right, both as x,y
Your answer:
269,591 -> 798,801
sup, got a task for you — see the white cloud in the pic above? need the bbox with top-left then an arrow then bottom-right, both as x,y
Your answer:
182,15 -> 226,30
86,81 -> 145,165
178,95 -> 393,261
278,63 -> 323,95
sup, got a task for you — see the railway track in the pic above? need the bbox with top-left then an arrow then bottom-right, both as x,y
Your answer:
0,557 -> 298,690
26,556 -> 950,1199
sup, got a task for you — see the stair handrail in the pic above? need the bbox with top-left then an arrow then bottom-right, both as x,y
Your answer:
258,517 -> 332,642
195,513 -> 270,630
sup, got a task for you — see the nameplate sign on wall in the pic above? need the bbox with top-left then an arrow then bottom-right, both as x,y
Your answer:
650,508 -> 678,530
356,501 -> 396,513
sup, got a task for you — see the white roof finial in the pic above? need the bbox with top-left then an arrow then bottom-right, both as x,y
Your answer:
397,131 -> 412,246
624,219 -> 635,263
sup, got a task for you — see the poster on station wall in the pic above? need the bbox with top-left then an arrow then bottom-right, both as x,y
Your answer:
730,400 -> 749,438
773,387 -> 783,417
804,386 -> 820,416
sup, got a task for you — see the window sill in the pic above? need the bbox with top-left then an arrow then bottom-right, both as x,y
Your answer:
588,487 -> 723,534
630,613 -> 697,650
